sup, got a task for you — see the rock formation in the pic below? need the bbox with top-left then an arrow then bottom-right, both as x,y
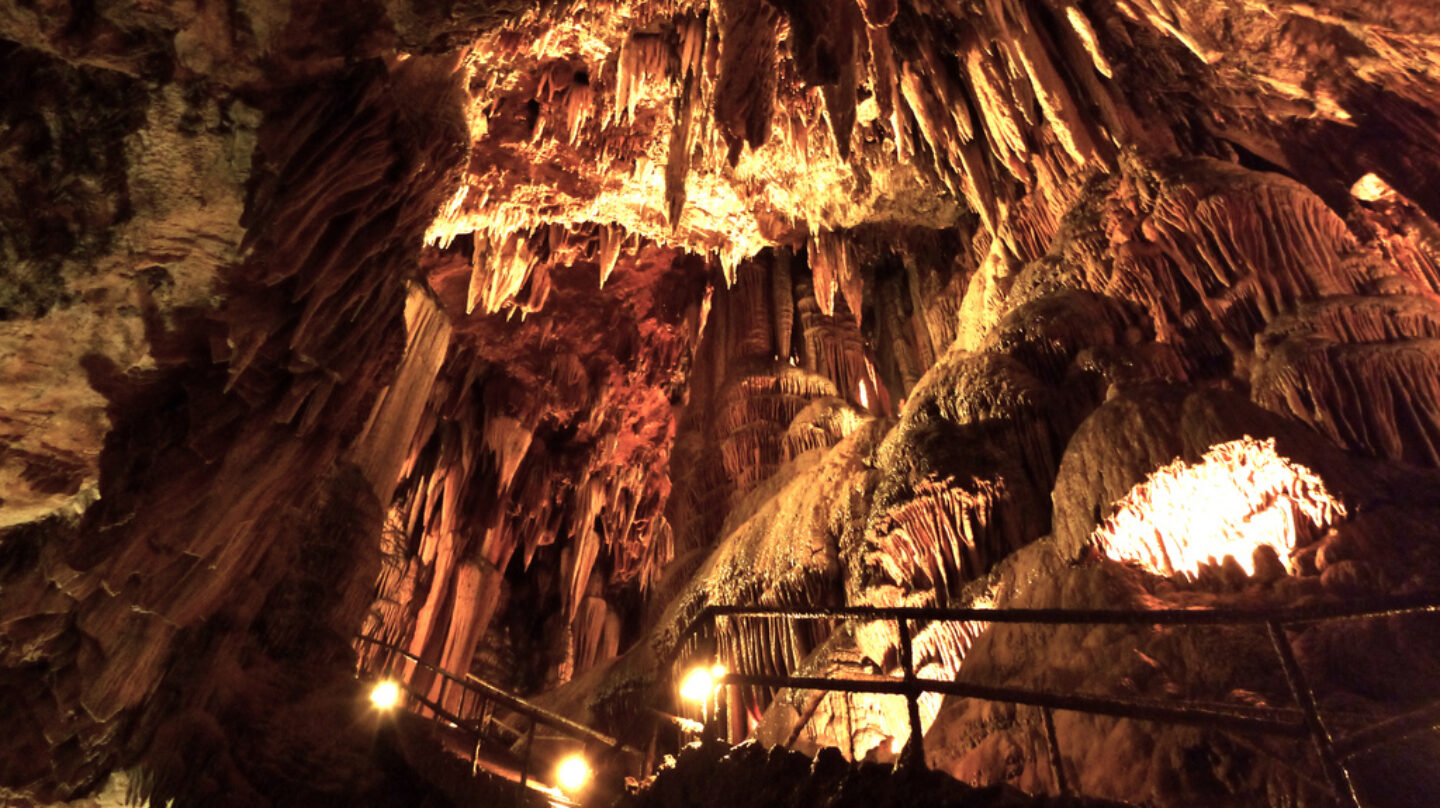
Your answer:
3,0 -> 1440,806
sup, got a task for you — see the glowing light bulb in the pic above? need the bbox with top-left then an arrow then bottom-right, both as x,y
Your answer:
710,663 -> 727,679
679,667 -> 715,703
370,680 -> 401,710
1351,172 -> 1393,202
556,754 -> 591,794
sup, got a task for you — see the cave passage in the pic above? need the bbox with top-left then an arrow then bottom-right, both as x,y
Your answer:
3,1 -> 1440,807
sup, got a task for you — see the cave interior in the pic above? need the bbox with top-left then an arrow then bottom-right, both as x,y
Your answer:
3,0 -> 1440,806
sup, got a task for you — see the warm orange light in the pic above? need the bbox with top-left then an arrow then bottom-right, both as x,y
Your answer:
370,680 -> 402,710
679,666 -> 715,703
556,754 -> 591,794
1350,172 -> 1394,202
1093,437 -> 1345,579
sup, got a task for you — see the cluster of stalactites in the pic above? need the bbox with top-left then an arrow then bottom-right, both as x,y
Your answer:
422,0 -> 1183,319
361,345 -> 680,701
435,218 -> 644,316
1091,436 -> 1346,579
678,251 -> 888,549
426,0 -> 1440,335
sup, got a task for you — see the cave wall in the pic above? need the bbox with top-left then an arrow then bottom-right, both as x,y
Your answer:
415,2 -> 1440,806
0,10 -> 473,803
5,0 -> 1440,807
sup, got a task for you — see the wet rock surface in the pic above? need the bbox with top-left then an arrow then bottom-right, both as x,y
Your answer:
626,740 -> 1124,808
6,0 -> 1440,806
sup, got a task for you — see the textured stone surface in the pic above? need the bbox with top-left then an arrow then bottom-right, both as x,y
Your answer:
6,0 -> 1440,806
626,740 -> 1125,808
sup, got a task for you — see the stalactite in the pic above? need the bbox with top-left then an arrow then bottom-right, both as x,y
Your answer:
615,34 -> 672,124
1065,4 -> 1114,78
807,229 -> 861,321
817,3 -> 862,162
483,415 -> 533,493
964,46 -> 1032,185
868,477 -> 1028,598
18,1 -> 1440,803
665,17 -> 706,228
713,0 -> 780,164
1008,3 -> 1105,167
350,285 -> 453,503
1253,312 -> 1440,467
1092,437 -> 1346,579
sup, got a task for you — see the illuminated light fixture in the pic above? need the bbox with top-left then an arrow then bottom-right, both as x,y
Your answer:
710,662 -> 727,679
556,754 -> 591,794
679,666 -> 716,704
890,736 -> 906,755
1350,172 -> 1394,203
369,680 -> 402,710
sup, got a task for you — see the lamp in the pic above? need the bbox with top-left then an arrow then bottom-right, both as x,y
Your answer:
369,680 -> 401,710
556,754 -> 591,794
679,666 -> 715,704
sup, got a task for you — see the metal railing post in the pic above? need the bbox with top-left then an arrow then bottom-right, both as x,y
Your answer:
1267,621 -> 1362,808
1040,706 -> 1068,796
352,594 -> 1438,804
896,617 -> 926,768
705,685 -> 717,740
515,718 -> 535,808
717,682 -> 730,744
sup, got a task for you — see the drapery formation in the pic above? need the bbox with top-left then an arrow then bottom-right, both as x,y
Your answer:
5,1 -> 1440,806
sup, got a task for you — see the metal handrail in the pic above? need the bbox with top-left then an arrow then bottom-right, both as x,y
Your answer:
674,591 -> 1440,648
356,633 -> 639,754
713,670 -> 1311,736
355,633 -> 641,808
461,671 -> 636,753
673,591 -> 1440,808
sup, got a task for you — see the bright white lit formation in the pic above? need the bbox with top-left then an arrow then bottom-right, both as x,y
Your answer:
679,666 -> 716,703
369,680 -> 401,710
1091,437 -> 1345,579
556,754 -> 591,794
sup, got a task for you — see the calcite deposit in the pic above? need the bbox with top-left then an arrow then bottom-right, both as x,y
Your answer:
4,0 -> 1440,806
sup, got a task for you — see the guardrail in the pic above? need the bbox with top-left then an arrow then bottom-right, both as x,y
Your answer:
355,633 -> 640,806
673,591 -> 1440,808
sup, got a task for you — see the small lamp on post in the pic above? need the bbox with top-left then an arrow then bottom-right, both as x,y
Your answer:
678,662 -> 728,741
369,680 -> 402,711
556,753 -> 592,797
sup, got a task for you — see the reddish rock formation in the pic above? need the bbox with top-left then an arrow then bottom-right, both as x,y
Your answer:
5,1 -> 1440,807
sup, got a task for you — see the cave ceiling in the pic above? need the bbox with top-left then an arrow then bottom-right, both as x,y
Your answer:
4,0 -> 1440,806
